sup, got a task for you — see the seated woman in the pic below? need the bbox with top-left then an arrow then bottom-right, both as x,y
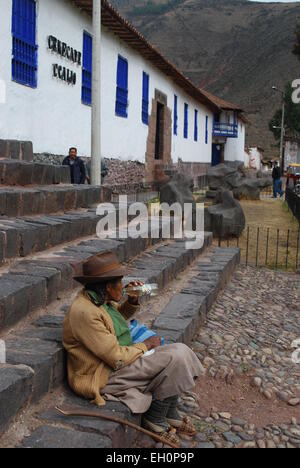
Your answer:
63,251 -> 204,445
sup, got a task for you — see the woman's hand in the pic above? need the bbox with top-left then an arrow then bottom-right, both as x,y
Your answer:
143,336 -> 162,351
126,281 -> 144,305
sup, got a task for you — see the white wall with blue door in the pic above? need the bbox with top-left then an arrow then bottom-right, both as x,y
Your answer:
0,0 -> 214,165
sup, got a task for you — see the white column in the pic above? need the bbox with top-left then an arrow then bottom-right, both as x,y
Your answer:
91,0 -> 101,186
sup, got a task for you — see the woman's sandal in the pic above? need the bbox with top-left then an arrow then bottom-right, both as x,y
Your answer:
143,418 -> 181,447
160,429 -> 181,448
167,416 -> 197,436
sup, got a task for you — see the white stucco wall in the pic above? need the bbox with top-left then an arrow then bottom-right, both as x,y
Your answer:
285,140 -> 300,169
0,0 -> 213,164
244,147 -> 262,171
224,120 -> 246,163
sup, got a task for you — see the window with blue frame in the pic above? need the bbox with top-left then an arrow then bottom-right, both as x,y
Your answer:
82,32 -> 92,106
205,116 -> 209,144
116,55 -> 128,118
142,72 -> 149,125
174,95 -> 178,135
194,110 -> 198,142
184,103 -> 188,139
11,0 -> 38,88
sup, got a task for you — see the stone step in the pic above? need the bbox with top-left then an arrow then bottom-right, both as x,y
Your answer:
0,210 -> 103,265
0,232 -> 161,332
0,185 -> 110,218
153,247 -> 241,344
0,140 -> 33,162
0,364 -> 34,436
0,233 -> 213,438
0,160 -> 71,186
27,397 -> 140,449
6,243 -> 240,449
0,203 -> 145,265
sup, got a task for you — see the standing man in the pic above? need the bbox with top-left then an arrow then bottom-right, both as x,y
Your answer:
63,148 -> 86,185
272,161 -> 283,199
86,158 -> 109,185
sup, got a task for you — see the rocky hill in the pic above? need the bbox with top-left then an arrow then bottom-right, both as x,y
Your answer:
111,0 -> 300,159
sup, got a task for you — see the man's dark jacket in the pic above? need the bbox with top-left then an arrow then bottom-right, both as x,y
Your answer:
62,156 -> 86,185
272,166 -> 281,181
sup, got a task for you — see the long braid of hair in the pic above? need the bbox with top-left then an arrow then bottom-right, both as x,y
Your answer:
86,282 -> 107,306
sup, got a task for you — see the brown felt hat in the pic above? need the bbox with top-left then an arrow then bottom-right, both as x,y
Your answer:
74,251 -> 126,285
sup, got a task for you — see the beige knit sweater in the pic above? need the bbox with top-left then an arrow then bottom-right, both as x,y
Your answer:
63,291 -> 147,406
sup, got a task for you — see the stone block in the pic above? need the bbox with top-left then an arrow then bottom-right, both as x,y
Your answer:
64,188 -> 77,211
60,165 -> 71,184
0,222 -> 20,260
0,231 -> 4,265
5,337 -> 63,400
21,189 -> 42,216
0,278 -> 32,329
39,398 -> 140,448
9,140 -> 21,160
32,164 -> 47,185
0,364 -> 34,436
0,192 -> 6,215
10,264 -> 60,305
0,140 -> 9,158
3,273 -> 47,315
22,425 -> 111,449
21,220 -> 51,253
21,141 -> 33,162
32,259 -> 74,293
35,315 -> 65,329
18,327 -> 63,344
153,293 -> 206,345
4,190 -> 21,216
42,165 -> 56,185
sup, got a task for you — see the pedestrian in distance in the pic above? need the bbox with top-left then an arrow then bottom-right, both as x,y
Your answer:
272,160 -> 284,199
62,147 -> 86,185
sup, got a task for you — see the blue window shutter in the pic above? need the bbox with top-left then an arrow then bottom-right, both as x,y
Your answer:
194,110 -> 198,142
116,56 -> 128,118
11,0 -> 38,88
82,31 -> 93,105
184,103 -> 188,139
142,72 -> 149,125
205,116 -> 209,144
174,95 -> 178,135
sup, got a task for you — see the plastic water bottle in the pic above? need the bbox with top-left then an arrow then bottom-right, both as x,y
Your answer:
125,284 -> 159,298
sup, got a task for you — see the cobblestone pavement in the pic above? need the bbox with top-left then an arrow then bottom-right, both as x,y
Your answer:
137,267 -> 300,449
194,267 -> 300,405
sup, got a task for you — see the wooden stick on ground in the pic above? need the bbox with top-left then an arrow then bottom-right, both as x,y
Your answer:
56,406 -> 180,449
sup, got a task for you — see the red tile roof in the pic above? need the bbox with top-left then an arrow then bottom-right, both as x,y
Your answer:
200,89 -> 243,111
201,89 -> 248,124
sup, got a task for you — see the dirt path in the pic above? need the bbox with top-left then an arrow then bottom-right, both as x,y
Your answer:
215,199 -> 300,271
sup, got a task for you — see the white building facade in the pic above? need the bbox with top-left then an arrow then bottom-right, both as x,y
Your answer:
0,0 -> 246,182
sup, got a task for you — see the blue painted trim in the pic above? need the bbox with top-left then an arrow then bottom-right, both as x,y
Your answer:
12,0 -> 38,88
142,72 -> 149,125
115,55 -> 128,118
213,121 -> 239,138
194,109 -> 198,142
205,116 -> 209,144
82,31 -> 92,106
184,103 -> 188,139
174,95 -> 178,135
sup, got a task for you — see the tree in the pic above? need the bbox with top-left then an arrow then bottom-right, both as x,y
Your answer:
269,82 -> 300,141
293,24 -> 300,59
